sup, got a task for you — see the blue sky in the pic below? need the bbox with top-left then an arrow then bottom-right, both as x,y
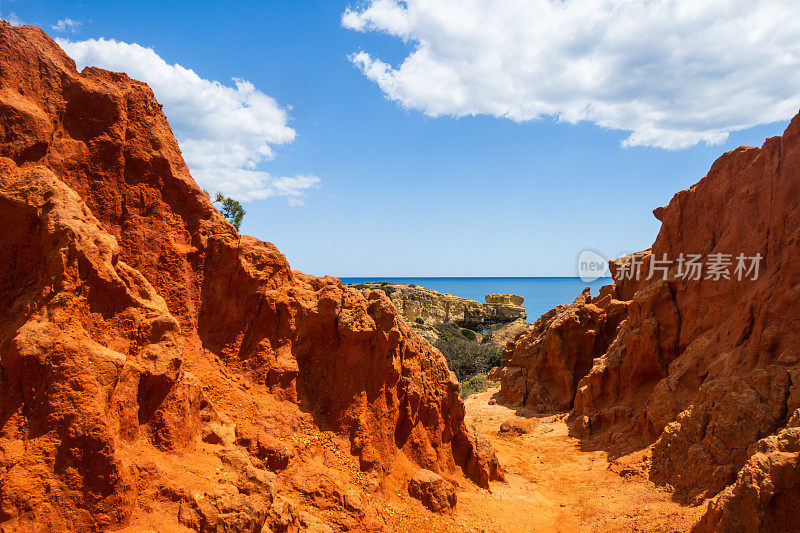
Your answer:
6,1 -> 796,276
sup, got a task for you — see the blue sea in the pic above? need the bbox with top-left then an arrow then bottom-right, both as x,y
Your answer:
339,277 -> 613,322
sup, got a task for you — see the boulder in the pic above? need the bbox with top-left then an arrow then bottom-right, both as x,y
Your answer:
650,367 -> 792,499
407,469 -> 457,513
498,419 -> 537,435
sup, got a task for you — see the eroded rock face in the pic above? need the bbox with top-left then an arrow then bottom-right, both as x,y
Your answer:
349,282 -> 526,329
486,318 -> 531,348
493,98 -> 800,527
650,366 -> 792,500
0,23 -> 501,531
571,117 -> 800,515
498,287 -> 628,412
693,409 -> 800,532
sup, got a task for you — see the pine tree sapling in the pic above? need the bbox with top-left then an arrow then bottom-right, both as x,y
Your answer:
209,190 -> 246,231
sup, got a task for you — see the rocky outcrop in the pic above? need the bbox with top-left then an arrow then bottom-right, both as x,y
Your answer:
486,318 -> 530,348
495,103 -> 800,528
0,23 -> 501,531
349,282 -> 526,329
572,117 -> 800,504
407,469 -> 457,513
498,286 -> 628,411
693,408 -> 800,532
649,366 -> 793,500
608,250 -> 652,301
485,293 -> 524,306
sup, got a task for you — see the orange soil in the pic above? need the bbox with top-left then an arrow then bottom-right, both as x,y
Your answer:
385,387 -> 706,533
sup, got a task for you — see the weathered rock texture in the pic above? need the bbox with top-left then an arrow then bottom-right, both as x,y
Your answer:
485,293 -> 524,306
349,282 -> 526,330
498,286 -> 628,412
693,408 -> 800,532
0,23 -> 501,531
498,110 -> 800,528
485,318 -> 531,349
407,469 -> 457,513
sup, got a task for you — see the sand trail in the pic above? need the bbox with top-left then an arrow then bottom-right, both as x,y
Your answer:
386,387 -> 703,532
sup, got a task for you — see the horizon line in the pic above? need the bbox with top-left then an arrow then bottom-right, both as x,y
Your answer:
335,275 -> 615,279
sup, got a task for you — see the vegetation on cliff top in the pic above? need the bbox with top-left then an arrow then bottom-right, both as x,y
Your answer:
205,190 -> 246,231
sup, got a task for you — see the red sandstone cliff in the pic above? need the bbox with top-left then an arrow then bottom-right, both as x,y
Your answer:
0,24 -> 501,531
499,111 -> 800,529
497,286 -> 628,412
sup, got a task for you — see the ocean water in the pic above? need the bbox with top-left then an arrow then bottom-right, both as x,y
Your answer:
339,277 -> 614,322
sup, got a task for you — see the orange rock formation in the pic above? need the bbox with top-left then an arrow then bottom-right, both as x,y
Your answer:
500,109 -> 800,530
0,23 -> 501,531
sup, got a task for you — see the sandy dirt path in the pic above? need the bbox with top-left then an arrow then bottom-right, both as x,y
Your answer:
385,387 -> 705,532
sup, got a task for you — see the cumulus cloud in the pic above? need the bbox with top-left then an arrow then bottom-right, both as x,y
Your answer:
57,38 -> 319,203
52,18 -> 81,33
342,0 -> 411,38
343,0 -> 800,149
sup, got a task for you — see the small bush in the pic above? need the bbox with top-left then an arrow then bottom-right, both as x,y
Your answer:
460,328 -> 477,341
461,374 -> 488,399
434,335 -> 501,382
205,190 -> 246,231
415,317 -> 425,324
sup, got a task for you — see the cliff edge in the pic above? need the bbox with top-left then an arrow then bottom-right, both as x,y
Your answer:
348,282 -> 526,329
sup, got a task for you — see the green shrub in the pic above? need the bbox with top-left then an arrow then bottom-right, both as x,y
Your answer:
460,374 -> 488,399
434,336 -> 501,382
415,317 -> 425,324
460,328 -> 477,341
205,190 -> 246,231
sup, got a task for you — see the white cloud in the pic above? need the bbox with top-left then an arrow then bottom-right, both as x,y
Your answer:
57,37 -> 319,203
2,13 -> 24,26
343,0 -> 800,149
342,0 -> 411,38
52,18 -> 81,33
